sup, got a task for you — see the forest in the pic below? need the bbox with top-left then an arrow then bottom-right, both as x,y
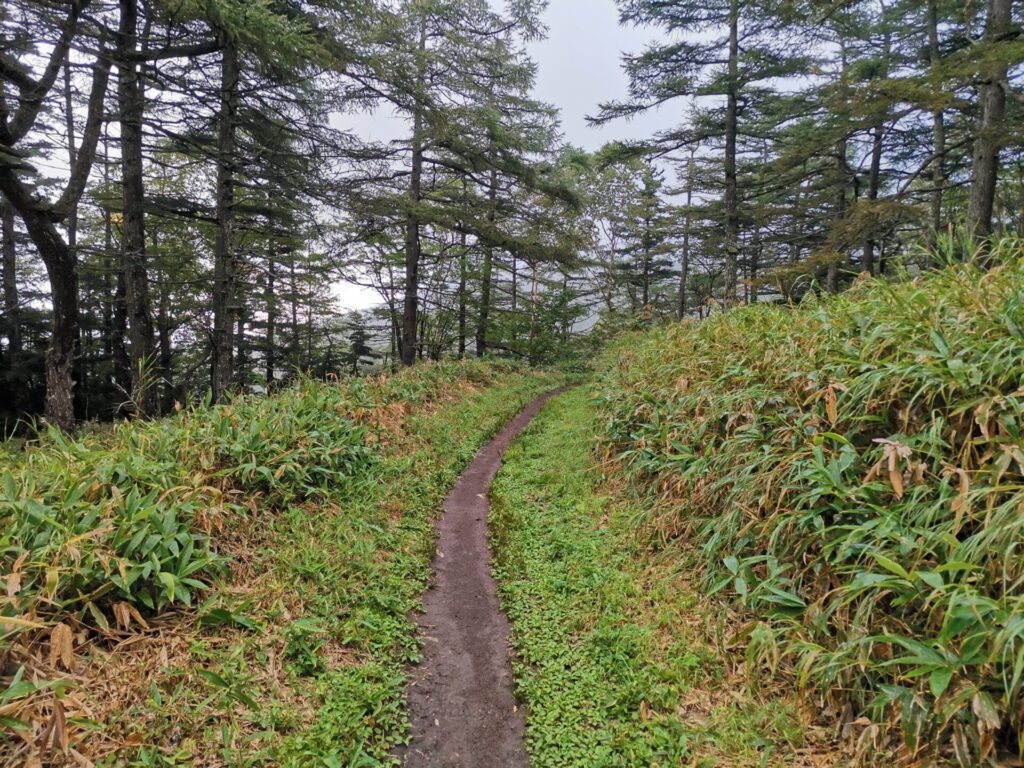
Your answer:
1,0 -> 1019,432
2,0 -> 1024,766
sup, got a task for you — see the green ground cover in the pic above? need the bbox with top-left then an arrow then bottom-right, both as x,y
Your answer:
592,247 -> 1024,765
491,387 -> 821,767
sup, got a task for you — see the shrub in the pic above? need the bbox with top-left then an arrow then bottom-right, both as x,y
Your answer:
595,239 -> 1024,764
0,359 -> 530,734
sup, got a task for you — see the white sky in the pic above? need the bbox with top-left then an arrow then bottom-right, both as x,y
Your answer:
333,0 -> 675,312
528,0 -> 672,151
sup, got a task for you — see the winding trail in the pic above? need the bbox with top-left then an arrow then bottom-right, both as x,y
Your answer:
396,388 -> 565,767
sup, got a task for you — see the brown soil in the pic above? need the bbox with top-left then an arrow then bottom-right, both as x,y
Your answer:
395,388 -> 565,767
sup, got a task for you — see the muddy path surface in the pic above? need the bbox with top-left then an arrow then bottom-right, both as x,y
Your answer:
395,388 -> 566,767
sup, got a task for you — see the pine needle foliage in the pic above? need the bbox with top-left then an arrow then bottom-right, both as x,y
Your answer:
594,237 -> 1024,764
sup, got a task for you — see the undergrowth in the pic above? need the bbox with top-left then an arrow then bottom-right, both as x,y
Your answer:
491,387 -> 821,767
594,240 -> 1024,765
1,359 -> 559,766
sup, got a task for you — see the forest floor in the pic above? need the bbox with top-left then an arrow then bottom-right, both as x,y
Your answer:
0,363 -> 563,768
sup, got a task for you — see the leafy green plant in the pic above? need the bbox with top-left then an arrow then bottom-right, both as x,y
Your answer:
1,358 -> 560,765
594,239 -> 1024,764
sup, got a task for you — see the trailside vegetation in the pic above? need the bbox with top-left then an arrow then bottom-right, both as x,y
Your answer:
594,238 -> 1024,764
1,359 -> 560,765
491,387 -> 821,767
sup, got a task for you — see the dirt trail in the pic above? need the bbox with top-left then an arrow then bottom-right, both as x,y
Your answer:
396,388 -> 565,767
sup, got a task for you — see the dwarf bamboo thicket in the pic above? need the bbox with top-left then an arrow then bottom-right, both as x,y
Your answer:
596,239 -> 1024,763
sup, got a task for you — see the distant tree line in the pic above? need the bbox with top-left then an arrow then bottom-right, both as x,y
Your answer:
1,0 -> 1022,432
0,0 -> 581,432
594,0 -> 1023,307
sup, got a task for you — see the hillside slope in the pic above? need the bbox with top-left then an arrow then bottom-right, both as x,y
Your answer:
592,249 -> 1024,765
1,361 -> 560,767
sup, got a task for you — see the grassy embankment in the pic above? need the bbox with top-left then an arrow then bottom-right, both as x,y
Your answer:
588,244 -> 1024,765
492,387 -> 825,767
1,360 -> 560,767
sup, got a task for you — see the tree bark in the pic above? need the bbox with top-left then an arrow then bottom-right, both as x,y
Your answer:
476,169 -> 498,357
402,122 -> 423,366
62,52 -> 89,415
722,0 -> 740,306
266,253 -> 277,385
966,0 -> 1011,238
401,14 -> 428,367
861,123 -> 883,275
118,0 -> 156,414
0,172 -> 79,431
2,199 -> 20,357
828,40 -> 849,294
677,151 -> 694,320
62,54 -> 78,269
510,254 -> 518,343
862,28 -> 890,276
113,269 -> 131,396
0,50 -> 111,430
212,38 -> 239,401
458,233 -> 467,358
828,142 -> 848,294
157,270 -> 174,413
290,257 -> 300,374
928,0 -> 945,237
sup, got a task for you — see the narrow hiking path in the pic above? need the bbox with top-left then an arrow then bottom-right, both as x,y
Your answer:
397,388 -> 566,767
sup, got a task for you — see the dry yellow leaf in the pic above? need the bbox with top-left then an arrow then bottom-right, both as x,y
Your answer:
50,622 -> 75,670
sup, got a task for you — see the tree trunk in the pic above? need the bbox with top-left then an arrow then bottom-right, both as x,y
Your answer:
749,216 -> 761,303
678,151 -> 694,320
212,38 -> 239,401
62,53 -> 78,272
266,253 -> 276,386
236,304 -> 247,387
476,170 -> 498,357
528,264 -> 538,361
290,257 -> 299,373
113,269 -> 130,396
0,174 -> 79,431
862,123 -> 883,275
458,233 -> 467,357
2,200 -> 20,356
401,13 -> 428,367
510,254 -> 518,342
928,0 -> 945,237
101,127 -> 128,390
862,30 -> 889,276
967,0 -> 1011,239
0,16 -> 110,429
402,122 -> 423,366
828,142 -> 847,294
828,40 -> 849,294
118,0 -> 156,414
417,307 -> 426,360
157,275 -> 174,413
722,0 -> 740,306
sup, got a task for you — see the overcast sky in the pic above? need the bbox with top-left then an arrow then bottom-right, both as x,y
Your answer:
336,0 -> 674,310
528,0 -> 674,150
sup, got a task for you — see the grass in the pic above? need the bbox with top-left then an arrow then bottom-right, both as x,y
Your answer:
593,240 -> 1024,765
1,359 -> 561,767
490,387 -> 825,767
